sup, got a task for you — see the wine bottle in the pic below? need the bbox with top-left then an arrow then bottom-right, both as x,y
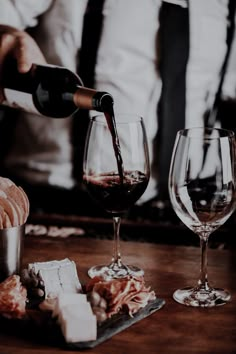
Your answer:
1,60 -> 113,118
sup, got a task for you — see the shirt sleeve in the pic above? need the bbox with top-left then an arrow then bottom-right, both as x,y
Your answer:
0,0 -> 53,29
186,0 -> 228,127
222,14 -> 236,99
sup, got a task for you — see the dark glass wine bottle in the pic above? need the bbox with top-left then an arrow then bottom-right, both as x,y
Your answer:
1,61 -> 113,118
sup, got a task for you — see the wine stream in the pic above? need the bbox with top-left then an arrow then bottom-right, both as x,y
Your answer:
102,104 -> 124,184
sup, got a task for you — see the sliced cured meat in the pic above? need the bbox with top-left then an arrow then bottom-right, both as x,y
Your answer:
0,274 -> 27,318
86,276 -> 156,318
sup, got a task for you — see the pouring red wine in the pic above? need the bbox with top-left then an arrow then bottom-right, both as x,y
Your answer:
83,110 -> 150,280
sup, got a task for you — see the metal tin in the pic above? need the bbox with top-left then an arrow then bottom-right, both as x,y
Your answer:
0,224 -> 25,282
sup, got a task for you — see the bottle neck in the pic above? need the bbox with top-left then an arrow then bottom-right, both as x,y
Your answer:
73,86 -> 114,112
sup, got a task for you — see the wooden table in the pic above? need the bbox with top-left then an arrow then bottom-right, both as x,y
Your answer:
0,227 -> 235,354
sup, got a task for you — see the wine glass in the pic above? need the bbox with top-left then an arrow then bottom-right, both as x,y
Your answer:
83,114 -> 150,280
168,127 -> 236,307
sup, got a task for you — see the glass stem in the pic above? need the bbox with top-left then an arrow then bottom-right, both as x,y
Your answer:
111,216 -> 122,267
198,235 -> 210,291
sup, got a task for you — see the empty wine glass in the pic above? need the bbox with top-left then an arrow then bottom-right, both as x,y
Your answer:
168,127 -> 236,307
83,114 -> 150,279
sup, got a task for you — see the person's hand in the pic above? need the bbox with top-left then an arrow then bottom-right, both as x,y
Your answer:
0,25 -> 46,103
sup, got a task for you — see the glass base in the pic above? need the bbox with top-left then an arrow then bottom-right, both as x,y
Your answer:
173,286 -> 231,307
88,262 -> 144,280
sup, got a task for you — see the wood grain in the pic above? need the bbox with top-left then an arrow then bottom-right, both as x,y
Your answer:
0,231 -> 235,354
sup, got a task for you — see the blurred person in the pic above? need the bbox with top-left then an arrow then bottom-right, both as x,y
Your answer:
0,0 -> 233,215
214,0 -> 236,132
0,0 -> 105,214
0,0 -> 161,214
94,0 -> 233,204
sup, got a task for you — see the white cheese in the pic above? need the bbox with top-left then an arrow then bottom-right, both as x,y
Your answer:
28,258 -> 82,297
55,294 -> 97,343
52,293 -> 89,318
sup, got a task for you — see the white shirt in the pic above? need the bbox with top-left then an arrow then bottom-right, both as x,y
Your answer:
163,0 -> 188,8
0,0 -> 232,204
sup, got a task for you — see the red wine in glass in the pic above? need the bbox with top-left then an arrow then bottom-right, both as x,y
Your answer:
84,171 -> 149,215
83,113 -> 150,279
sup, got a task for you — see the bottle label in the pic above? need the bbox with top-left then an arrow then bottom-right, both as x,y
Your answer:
3,88 -> 42,116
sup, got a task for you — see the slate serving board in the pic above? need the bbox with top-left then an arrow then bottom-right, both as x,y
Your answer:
0,297 -> 165,350
67,297 -> 165,350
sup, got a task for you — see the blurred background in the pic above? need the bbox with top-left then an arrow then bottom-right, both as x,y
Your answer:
0,0 -> 236,247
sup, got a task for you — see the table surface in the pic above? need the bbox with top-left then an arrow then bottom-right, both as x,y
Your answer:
0,225 -> 235,354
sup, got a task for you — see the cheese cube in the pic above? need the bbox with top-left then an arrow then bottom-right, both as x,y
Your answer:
52,293 -> 89,318
59,305 -> 97,342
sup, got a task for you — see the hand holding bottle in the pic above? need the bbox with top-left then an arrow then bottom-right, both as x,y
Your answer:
0,25 -> 46,103
0,25 -> 113,118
